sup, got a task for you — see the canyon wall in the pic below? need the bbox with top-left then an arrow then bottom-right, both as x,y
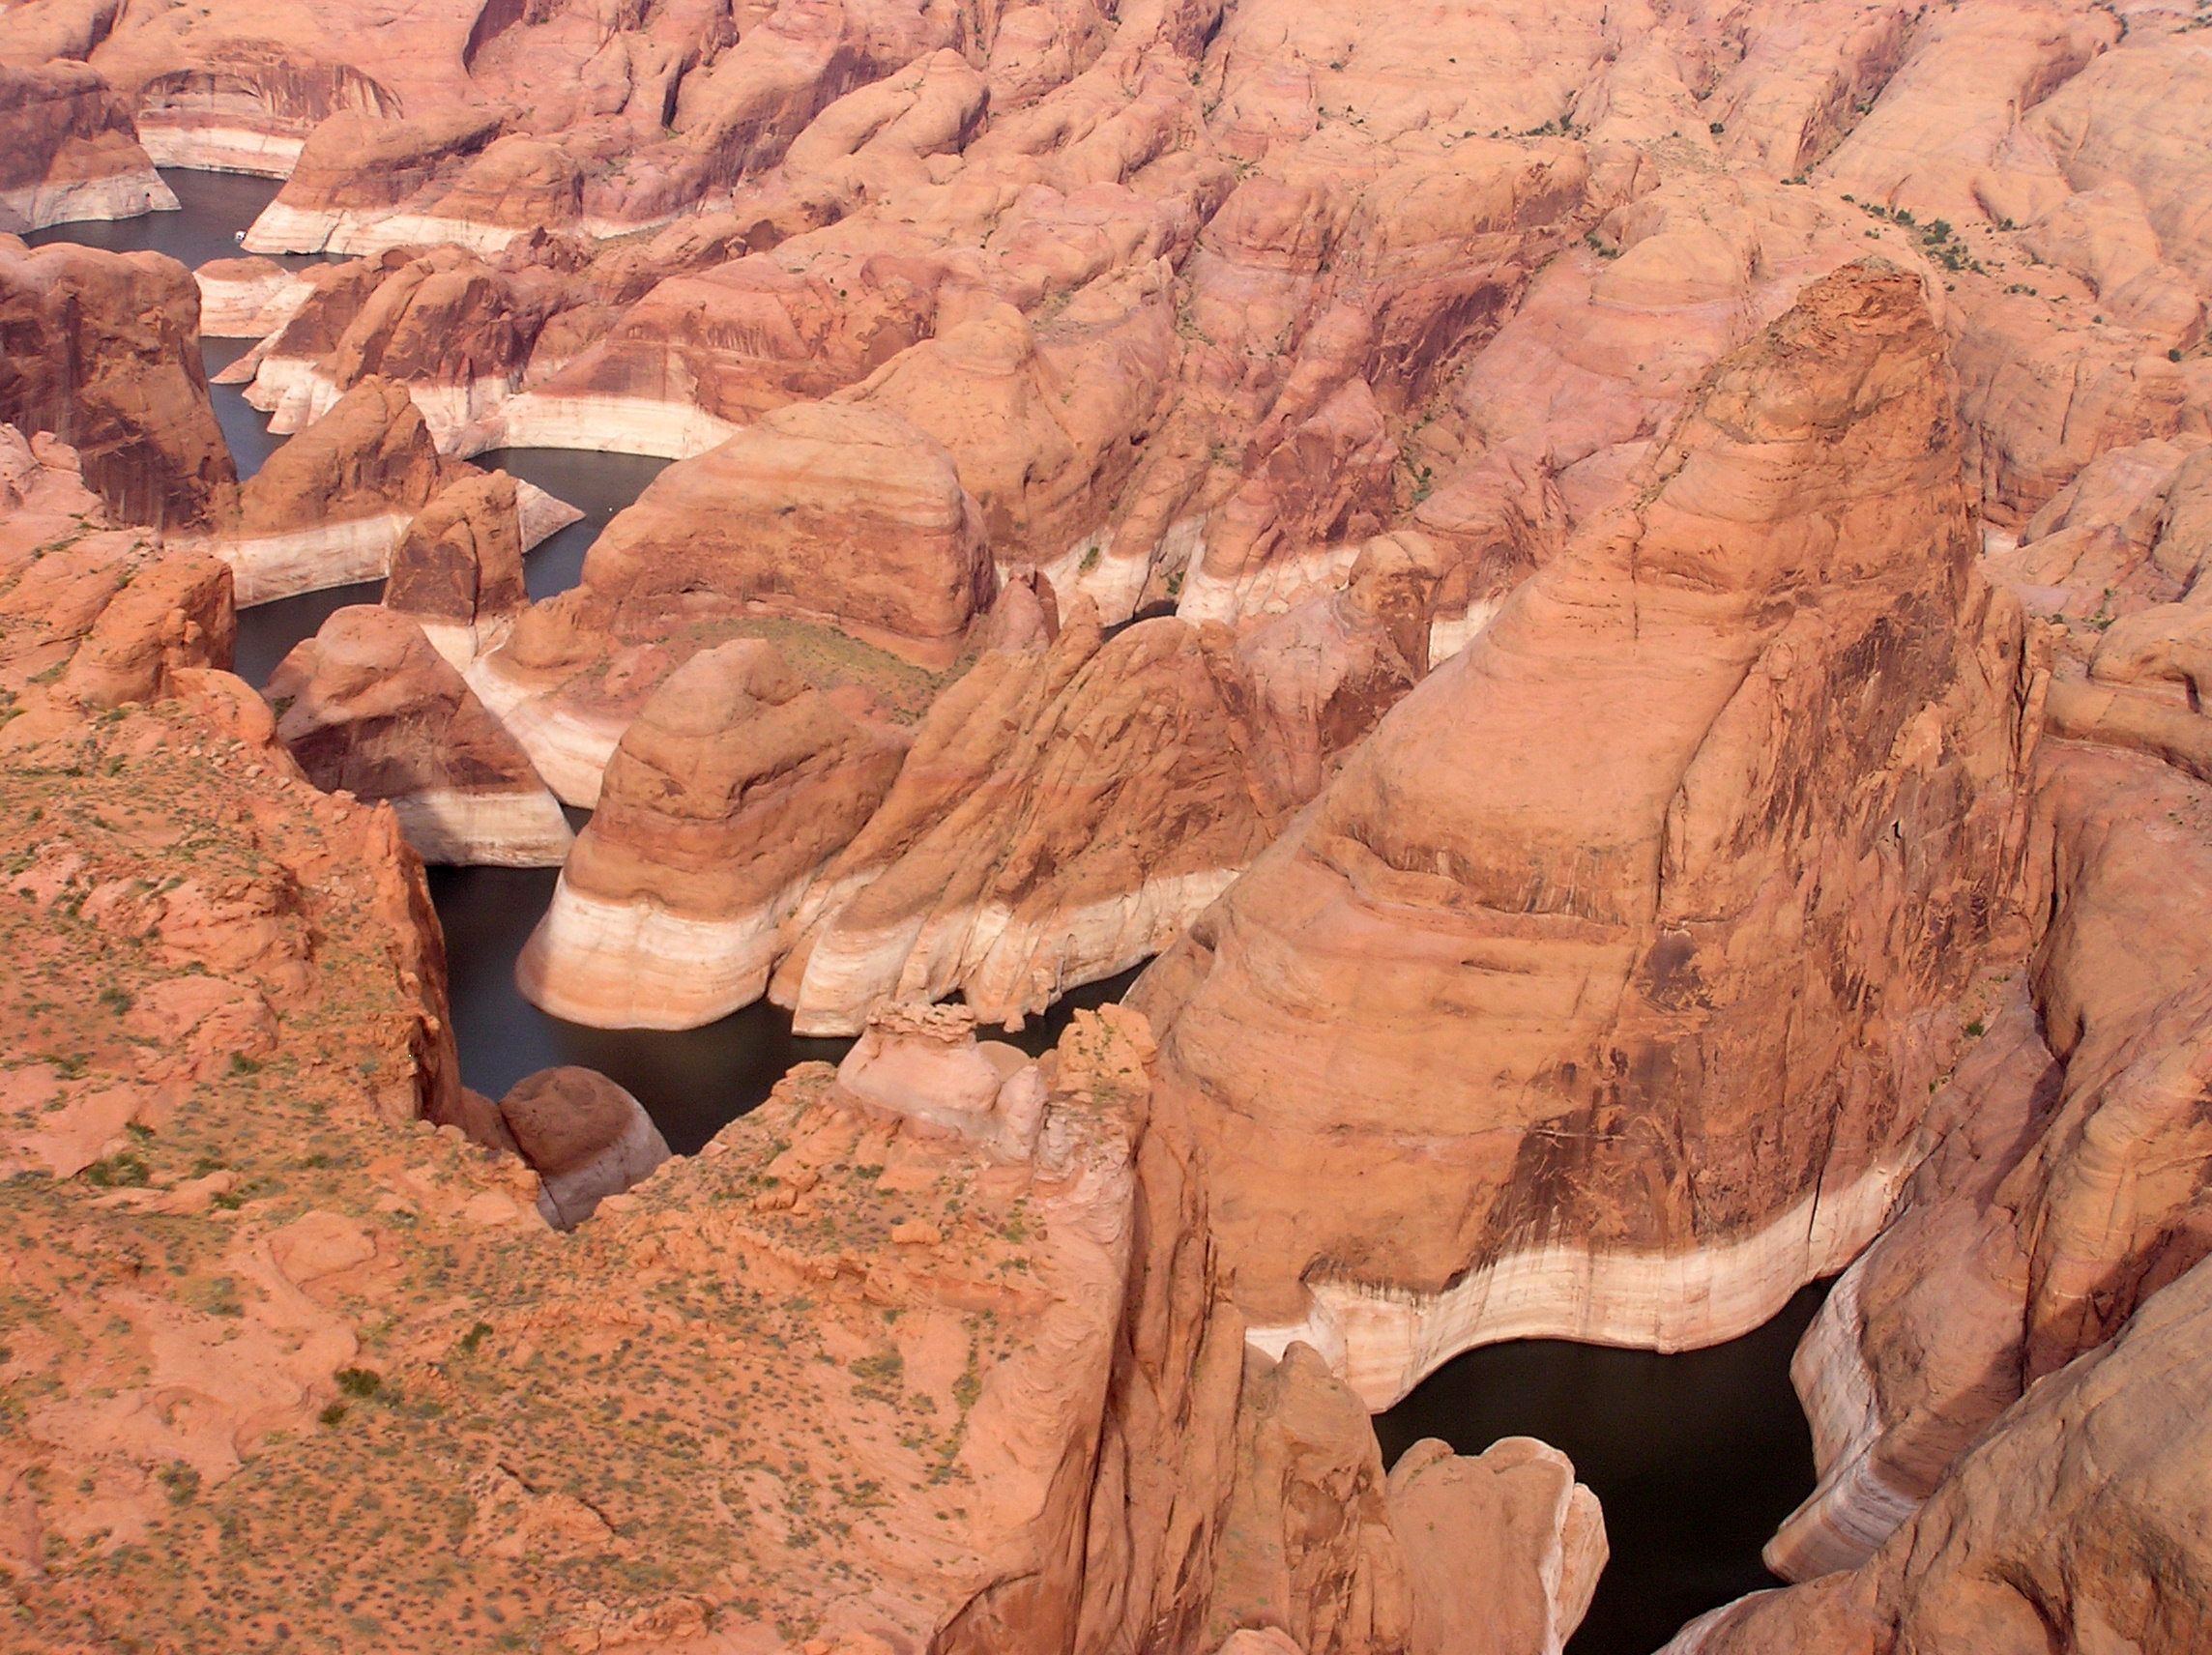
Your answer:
1132,261 -> 2040,1405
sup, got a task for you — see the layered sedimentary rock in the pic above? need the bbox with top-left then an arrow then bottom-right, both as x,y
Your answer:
380,467 -> 531,667
0,423 -> 235,710
212,377 -> 578,607
524,401 -> 992,669
218,376 -> 451,604
0,60 -> 172,232
235,243 -> 577,450
1761,739 -> 2212,1583
241,106 -> 509,254
1200,1340 -> 1607,1655
193,254 -> 313,339
775,611 -> 1295,1034
1134,263 -> 2036,1406
518,638 -> 902,1029
265,605 -> 572,868
1389,1437 -> 1608,1655
1674,1250 -> 2212,1655
474,402 -> 995,803
0,236 -> 233,530
495,1065 -> 670,1230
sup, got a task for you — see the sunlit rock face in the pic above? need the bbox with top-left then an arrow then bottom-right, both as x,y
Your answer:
1136,263 -> 2038,1405
517,637 -> 903,1030
0,235 -> 235,530
8,1 -> 2212,1651
0,60 -> 173,233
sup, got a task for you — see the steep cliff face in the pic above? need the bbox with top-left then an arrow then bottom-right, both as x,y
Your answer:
0,236 -> 234,530
211,377 -> 578,610
265,605 -> 574,868
0,60 -> 173,232
518,637 -> 904,1029
1761,739 -> 2212,1584
1133,263 -> 2038,1403
521,401 -> 998,672
380,466 -> 531,666
1676,1249 -> 2212,1655
774,611 -> 1294,1035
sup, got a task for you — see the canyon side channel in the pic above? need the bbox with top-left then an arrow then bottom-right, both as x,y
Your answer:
4,4 -> 2212,1655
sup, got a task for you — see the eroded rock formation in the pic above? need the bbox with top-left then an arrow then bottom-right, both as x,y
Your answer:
265,604 -> 573,867
1134,262 -> 2038,1405
496,1065 -> 670,1230
0,235 -> 234,529
11,2 -> 2212,1650
212,376 -> 578,607
518,637 -> 902,1029
0,60 -> 172,232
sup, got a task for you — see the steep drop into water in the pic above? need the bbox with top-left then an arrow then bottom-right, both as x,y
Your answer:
1375,1280 -> 1830,1655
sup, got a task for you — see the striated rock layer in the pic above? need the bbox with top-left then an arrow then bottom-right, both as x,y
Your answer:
518,638 -> 902,1029
265,605 -> 573,868
210,377 -> 579,609
0,235 -> 234,530
0,60 -> 173,232
775,608 -> 1304,1035
1134,263 -> 2039,1405
1674,1248 -> 2212,1655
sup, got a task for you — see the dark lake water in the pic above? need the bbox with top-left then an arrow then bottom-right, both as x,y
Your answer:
32,178 -> 1832,1655
22,167 -> 322,272
1375,1280 -> 1829,1655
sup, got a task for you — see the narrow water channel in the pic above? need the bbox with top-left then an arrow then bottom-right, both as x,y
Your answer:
1375,1280 -> 1829,1655
30,177 -> 1833,1650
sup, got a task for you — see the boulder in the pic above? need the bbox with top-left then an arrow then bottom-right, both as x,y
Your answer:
496,1066 -> 670,1230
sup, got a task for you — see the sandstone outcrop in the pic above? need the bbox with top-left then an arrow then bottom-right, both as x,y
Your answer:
1674,1249 -> 2212,1655
775,612 -> 1290,1035
518,638 -> 901,1029
193,254 -> 312,339
264,605 -> 573,868
241,107 -> 508,254
10,4 -> 2212,1649
0,424 -> 233,710
1389,1437 -> 1608,1655
495,1065 -> 669,1230
524,401 -> 993,670
1134,263 -> 2037,1405
236,244 -> 576,450
0,59 -> 172,232
0,235 -> 233,530
212,377 -> 577,608
380,467 -> 531,667
218,376 -> 452,605
1760,740 -> 2212,1585
471,402 -> 996,804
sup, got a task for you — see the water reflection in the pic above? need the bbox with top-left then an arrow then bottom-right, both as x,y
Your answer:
1372,1280 -> 1829,1655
